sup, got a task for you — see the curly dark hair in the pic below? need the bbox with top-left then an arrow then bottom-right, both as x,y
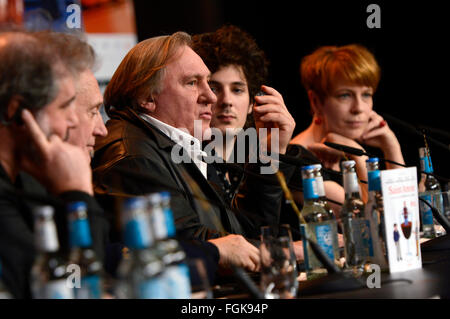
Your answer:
192,24 -> 269,106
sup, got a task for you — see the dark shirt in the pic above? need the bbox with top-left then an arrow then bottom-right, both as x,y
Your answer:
0,163 -> 109,299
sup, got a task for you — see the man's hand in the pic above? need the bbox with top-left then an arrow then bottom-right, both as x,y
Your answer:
20,109 -> 93,195
208,234 -> 261,272
253,85 -> 295,154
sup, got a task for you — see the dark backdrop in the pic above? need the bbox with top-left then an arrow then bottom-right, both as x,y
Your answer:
133,0 -> 449,183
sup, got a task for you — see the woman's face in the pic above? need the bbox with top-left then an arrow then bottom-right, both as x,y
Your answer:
208,65 -> 252,134
317,82 -> 374,140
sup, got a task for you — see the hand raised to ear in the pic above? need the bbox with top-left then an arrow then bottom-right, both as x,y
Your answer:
20,109 -> 93,195
253,85 -> 295,154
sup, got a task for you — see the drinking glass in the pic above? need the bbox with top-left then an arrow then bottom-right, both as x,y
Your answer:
186,258 -> 212,299
259,224 -> 298,299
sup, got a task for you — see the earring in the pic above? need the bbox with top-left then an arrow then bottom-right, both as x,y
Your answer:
314,117 -> 322,125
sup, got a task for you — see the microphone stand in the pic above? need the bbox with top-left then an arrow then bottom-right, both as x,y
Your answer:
419,198 -> 450,252
380,112 -> 450,153
324,141 -> 450,184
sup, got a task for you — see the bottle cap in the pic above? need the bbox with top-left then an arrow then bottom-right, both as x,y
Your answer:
160,191 -> 171,200
301,165 -> 316,171
67,201 -> 87,213
147,193 -> 162,205
341,160 -> 356,170
123,197 -> 147,211
366,157 -> 379,163
33,205 -> 54,219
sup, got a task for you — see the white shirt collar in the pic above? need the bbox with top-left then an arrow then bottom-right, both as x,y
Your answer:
139,113 -> 208,178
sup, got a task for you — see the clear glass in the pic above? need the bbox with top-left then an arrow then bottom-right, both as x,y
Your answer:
260,224 -> 298,299
186,258 -> 212,299
419,190 -> 448,238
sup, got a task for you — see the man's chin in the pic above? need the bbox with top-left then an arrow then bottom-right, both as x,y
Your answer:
86,147 -> 94,161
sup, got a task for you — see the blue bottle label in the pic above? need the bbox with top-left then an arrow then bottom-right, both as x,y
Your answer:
315,224 -> 335,261
124,217 -> 151,249
368,170 -> 381,192
70,219 -> 92,248
164,264 -> 191,299
420,194 -> 434,225
76,275 -> 102,299
420,156 -> 433,173
302,178 -> 319,200
138,277 -> 166,299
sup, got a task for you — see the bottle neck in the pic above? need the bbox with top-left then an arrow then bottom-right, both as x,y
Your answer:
35,220 -> 59,253
151,206 -> 168,241
315,175 -> 326,198
302,176 -> 319,201
162,205 -> 176,238
420,155 -> 434,174
368,169 -> 382,193
124,214 -> 153,249
69,218 -> 93,248
343,171 -> 360,197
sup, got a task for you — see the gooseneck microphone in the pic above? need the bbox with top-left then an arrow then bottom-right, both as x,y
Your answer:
323,141 -> 450,184
380,112 -> 450,153
324,141 -> 406,168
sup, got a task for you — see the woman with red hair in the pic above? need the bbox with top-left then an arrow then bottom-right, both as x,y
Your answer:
290,44 -> 405,211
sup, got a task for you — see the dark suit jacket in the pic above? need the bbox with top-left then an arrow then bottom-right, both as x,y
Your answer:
0,164 -> 109,299
92,108 -> 294,243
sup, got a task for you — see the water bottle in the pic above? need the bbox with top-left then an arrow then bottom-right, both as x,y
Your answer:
115,197 -> 166,299
418,147 -> 445,238
311,164 -> 337,220
31,206 -> 74,299
148,192 -> 191,299
300,165 -> 340,280
67,201 -> 104,299
364,158 -> 389,269
340,160 -> 374,275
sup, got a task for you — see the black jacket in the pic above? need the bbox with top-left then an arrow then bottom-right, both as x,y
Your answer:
92,107 -> 295,242
0,164 -> 109,299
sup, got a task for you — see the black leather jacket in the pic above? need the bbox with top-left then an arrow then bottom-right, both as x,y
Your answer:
92,107 -> 295,242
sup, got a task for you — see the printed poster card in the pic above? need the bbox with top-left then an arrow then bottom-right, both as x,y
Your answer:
380,167 -> 422,273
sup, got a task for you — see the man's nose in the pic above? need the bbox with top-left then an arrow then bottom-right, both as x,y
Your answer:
94,113 -> 108,137
201,81 -> 217,105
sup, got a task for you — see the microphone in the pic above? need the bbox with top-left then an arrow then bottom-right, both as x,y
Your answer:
417,125 -> 450,140
206,159 -> 351,284
324,141 -> 450,184
324,141 -> 407,168
323,142 -> 368,157
380,112 -> 450,153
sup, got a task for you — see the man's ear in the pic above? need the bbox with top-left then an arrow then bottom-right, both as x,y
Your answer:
247,102 -> 253,115
2,96 -> 23,125
139,96 -> 156,113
